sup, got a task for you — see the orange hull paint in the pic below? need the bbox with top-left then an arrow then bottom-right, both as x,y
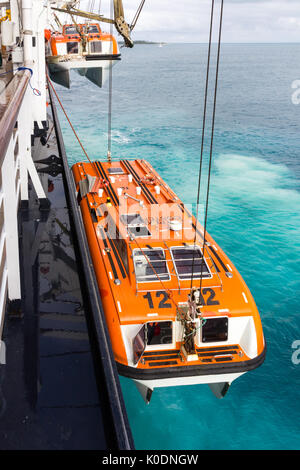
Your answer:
72,159 -> 265,391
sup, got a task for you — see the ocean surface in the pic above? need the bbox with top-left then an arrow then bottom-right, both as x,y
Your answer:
55,43 -> 300,450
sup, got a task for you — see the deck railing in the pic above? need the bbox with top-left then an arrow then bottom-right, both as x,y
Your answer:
0,70 -> 31,336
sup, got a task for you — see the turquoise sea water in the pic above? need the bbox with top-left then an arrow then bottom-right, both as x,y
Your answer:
55,43 -> 300,450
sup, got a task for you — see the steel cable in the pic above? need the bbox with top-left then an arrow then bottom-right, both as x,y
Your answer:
190,0 -> 215,290
190,0 -> 224,298
199,0 -> 224,296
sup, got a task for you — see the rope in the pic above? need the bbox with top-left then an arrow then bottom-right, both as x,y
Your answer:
184,321 -> 207,339
199,0 -> 224,295
0,67 -> 41,95
190,0 -> 215,290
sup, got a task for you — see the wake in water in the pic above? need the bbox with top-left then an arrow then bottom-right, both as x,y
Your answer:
120,152 -> 300,450
213,153 -> 300,207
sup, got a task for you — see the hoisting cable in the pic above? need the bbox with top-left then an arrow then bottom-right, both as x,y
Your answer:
107,0 -> 114,163
130,0 -> 146,31
90,0 -> 96,13
199,0 -> 224,296
47,73 -> 101,178
71,13 -> 87,52
190,0 -> 215,291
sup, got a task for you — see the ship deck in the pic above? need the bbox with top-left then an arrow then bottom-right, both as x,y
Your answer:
0,87 -> 133,450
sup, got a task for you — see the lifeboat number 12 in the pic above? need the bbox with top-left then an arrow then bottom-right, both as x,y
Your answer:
143,289 -> 219,309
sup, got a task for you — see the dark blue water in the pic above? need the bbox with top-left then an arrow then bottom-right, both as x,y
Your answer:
56,43 -> 300,450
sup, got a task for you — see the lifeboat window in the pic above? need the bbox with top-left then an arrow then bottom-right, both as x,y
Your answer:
67,42 -> 79,54
90,41 -> 102,54
133,321 -> 173,364
64,26 -> 78,35
133,248 -> 170,282
146,321 -> 173,346
87,25 -> 99,34
202,317 -> 228,343
170,246 -> 211,280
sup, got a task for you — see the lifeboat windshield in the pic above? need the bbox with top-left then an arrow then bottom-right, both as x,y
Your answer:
64,26 -> 78,35
86,24 -> 100,34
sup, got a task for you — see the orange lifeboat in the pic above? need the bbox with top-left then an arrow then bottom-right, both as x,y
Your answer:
46,23 -> 120,88
71,159 -> 266,403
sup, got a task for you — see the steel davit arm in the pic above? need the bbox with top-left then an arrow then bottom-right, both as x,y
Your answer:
52,0 -> 134,47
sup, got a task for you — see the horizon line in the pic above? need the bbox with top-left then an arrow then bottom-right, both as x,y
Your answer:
130,41 -> 300,45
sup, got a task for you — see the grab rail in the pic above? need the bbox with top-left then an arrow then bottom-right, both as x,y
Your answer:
0,70 -> 30,166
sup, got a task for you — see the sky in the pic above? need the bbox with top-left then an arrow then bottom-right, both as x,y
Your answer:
78,1 -> 300,43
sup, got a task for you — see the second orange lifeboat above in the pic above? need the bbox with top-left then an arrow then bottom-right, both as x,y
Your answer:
45,23 -> 121,89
